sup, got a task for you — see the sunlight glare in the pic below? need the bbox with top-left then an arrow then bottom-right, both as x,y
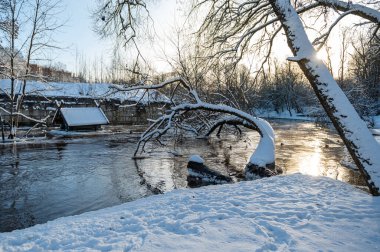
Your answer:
316,50 -> 327,61
298,139 -> 322,177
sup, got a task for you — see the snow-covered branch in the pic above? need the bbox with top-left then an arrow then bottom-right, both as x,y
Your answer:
270,0 -> 380,195
110,77 -> 201,104
316,0 -> 380,24
205,116 -> 259,137
312,10 -> 354,50
124,76 -> 275,172
0,107 -> 50,124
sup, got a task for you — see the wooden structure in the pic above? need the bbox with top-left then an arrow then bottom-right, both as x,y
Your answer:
52,107 -> 109,131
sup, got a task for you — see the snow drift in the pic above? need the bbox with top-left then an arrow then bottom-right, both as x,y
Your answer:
1,174 -> 379,251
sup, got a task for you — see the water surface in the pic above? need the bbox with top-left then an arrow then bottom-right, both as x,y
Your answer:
0,120 -> 364,232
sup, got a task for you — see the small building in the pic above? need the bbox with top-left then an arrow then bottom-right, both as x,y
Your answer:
52,107 -> 109,131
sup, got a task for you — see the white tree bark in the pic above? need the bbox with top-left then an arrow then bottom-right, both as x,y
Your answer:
269,0 -> 380,195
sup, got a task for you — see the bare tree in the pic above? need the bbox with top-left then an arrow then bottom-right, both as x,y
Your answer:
344,32 -> 380,119
269,0 -> 380,195
338,28 -> 349,83
324,44 -> 334,74
93,0 -> 154,68
0,0 -> 23,139
349,32 -> 380,100
0,0 -> 63,138
190,0 -> 380,195
15,0 -> 63,128
111,77 -> 276,178
96,0 -> 380,195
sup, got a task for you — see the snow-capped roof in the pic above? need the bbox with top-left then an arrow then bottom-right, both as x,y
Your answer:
189,155 -> 204,164
0,79 -> 170,104
58,107 -> 109,126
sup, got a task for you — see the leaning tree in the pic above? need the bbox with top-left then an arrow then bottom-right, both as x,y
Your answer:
95,0 -> 380,195
110,77 -> 276,179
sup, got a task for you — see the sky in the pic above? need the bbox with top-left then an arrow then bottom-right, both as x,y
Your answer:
48,0 -> 349,77
52,0 -> 179,74
51,0 -> 113,72
50,0 -> 293,75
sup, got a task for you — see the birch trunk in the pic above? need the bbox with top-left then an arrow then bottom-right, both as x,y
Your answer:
269,0 -> 380,195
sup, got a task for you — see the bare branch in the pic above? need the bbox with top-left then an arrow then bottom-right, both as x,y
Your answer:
205,116 -> 259,136
0,106 -> 50,124
312,10 -> 354,51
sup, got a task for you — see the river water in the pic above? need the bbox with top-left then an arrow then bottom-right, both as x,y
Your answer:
0,120 -> 365,232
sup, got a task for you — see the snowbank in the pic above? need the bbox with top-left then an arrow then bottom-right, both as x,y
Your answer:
248,135 -> 275,166
1,174 -> 379,251
255,109 -> 315,121
0,79 -> 170,104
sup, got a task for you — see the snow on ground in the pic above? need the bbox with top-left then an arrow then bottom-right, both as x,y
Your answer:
0,79 -> 169,104
1,174 -> 379,251
255,109 -> 315,121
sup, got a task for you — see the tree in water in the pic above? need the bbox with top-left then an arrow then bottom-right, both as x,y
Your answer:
95,0 -> 380,195
111,77 -> 276,179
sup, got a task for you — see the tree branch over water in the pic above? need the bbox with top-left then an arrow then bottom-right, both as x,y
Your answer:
100,0 -> 380,195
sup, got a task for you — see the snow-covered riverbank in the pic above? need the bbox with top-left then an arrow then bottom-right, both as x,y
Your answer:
256,109 -> 316,121
0,79 -> 169,104
1,174 -> 379,251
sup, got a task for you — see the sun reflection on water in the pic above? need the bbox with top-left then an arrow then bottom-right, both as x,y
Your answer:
297,139 -> 322,176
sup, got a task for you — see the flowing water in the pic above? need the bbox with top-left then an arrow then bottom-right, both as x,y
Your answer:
0,120 -> 365,232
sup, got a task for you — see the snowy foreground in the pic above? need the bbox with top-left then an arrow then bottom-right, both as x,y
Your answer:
1,174 -> 380,251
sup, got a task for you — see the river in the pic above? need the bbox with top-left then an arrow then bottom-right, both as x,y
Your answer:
0,120 -> 365,232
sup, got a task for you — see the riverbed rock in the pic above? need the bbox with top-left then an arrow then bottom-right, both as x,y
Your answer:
187,158 -> 232,187
244,162 -> 283,180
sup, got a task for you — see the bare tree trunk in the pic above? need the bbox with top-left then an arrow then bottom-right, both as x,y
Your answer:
1,0 -> 63,134
325,45 -> 333,74
15,0 -> 41,129
338,29 -> 348,84
0,113 -> 5,142
270,0 -> 380,195
9,0 -> 16,139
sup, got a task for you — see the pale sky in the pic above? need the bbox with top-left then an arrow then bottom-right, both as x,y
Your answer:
50,0 -> 349,77
52,0 -> 179,73
52,0 -> 113,72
